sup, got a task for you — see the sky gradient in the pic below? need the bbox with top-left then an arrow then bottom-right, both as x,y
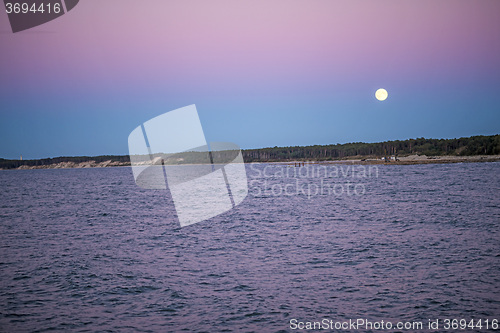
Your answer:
1,0 -> 500,159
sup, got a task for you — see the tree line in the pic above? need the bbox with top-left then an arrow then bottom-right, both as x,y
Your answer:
1,134 -> 498,169
242,135 -> 500,162
0,155 -> 130,170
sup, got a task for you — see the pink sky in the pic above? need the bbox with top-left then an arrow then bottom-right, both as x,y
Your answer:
2,0 -> 499,95
1,0 -> 499,157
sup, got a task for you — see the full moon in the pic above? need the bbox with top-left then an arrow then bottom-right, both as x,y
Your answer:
375,88 -> 388,101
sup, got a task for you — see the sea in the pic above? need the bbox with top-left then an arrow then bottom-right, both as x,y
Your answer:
0,162 -> 499,332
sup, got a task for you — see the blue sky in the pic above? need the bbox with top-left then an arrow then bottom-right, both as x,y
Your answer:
1,0 -> 499,159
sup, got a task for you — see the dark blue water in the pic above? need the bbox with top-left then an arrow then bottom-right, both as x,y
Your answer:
1,162 -> 499,332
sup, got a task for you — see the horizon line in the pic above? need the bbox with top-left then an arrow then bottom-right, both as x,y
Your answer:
2,133 -> 499,161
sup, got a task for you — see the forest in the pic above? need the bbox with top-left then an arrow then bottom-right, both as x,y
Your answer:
242,135 -> 500,162
1,134 -> 499,169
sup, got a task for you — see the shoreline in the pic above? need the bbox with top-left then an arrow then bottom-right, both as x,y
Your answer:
1,155 -> 499,171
